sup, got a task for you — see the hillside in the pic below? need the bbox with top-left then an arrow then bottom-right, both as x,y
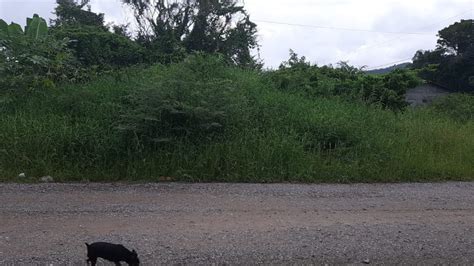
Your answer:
366,62 -> 411,75
1,56 -> 473,182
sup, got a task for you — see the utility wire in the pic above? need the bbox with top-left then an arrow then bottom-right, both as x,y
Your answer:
365,58 -> 414,71
363,10 -> 473,70
253,9 -> 472,68
355,10 -> 473,52
254,19 -> 435,35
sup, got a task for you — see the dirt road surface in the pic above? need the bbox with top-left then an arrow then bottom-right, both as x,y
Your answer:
1,182 -> 473,265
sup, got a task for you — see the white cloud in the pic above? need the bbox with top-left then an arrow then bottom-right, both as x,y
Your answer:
246,0 -> 473,68
1,0 -> 472,68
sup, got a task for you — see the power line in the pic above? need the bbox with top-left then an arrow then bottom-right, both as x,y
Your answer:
253,9 -> 472,68
354,10 -> 473,52
365,58 -> 413,71
254,19 -> 435,35
356,10 -> 473,70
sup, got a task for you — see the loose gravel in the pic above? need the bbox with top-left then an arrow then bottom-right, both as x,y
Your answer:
0,182 -> 473,265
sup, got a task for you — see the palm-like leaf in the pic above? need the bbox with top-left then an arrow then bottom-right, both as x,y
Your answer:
25,14 -> 48,40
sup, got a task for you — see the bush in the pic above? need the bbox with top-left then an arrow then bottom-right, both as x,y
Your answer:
118,55 -> 248,148
0,15 -> 80,93
356,69 -> 421,110
428,93 -> 474,123
266,51 -> 421,110
0,55 -> 472,182
52,26 -> 144,68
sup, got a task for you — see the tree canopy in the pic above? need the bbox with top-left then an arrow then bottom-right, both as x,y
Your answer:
412,19 -> 473,92
122,0 -> 260,67
50,0 -> 144,68
52,0 -> 107,30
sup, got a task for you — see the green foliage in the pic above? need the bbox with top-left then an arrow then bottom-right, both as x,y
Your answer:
428,93 -> 474,123
118,55 -> 246,148
52,26 -> 144,68
0,22 -> 22,40
437,19 -> 473,55
267,51 -> 420,110
0,14 -> 48,41
0,38 -> 79,93
52,0 -> 107,30
122,0 -> 260,67
412,19 -> 474,92
49,0 -> 144,69
25,14 -> 48,39
0,15 -> 79,93
1,56 -> 472,182
356,69 -> 421,110
268,50 -> 322,95
1,9 -> 472,183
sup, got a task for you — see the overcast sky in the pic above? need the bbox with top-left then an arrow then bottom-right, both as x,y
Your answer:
1,0 -> 472,69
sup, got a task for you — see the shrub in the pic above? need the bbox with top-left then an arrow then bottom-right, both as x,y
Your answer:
428,93 -> 474,123
1,15 -> 81,94
266,51 -> 421,110
118,55 -> 248,148
52,26 -> 144,68
0,57 -> 472,182
348,69 -> 420,110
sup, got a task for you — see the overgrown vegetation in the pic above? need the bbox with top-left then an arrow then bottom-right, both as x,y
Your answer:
412,19 -> 473,92
0,14 -> 79,93
1,55 -> 472,182
428,93 -> 474,123
0,2 -> 473,182
266,51 -> 421,110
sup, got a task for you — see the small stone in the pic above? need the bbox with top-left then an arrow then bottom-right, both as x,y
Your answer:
159,176 -> 173,182
362,259 -> 370,264
40,176 -> 54,183
18,173 -> 26,178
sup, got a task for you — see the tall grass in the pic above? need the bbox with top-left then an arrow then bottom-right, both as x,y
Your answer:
0,57 -> 472,182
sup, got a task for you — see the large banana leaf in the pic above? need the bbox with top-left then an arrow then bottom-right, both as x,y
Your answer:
7,23 -> 23,37
25,14 -> 48,40
0,19 -> 8,39
26,17 -> 32,28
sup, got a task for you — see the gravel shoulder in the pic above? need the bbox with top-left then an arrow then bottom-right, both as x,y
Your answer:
1,182 -> 473,265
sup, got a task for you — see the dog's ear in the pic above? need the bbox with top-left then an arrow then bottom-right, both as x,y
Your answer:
132,249 -> 137,255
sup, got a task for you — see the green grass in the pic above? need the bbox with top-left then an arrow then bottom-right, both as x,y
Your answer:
1,57 -> 473,182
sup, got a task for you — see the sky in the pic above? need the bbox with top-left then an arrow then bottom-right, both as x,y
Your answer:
1,0 -> 473,69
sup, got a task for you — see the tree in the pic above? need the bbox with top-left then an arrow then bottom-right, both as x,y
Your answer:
52,0 -> 107,30
112,23 -> 132,39
122,0 -> 259,66
279,49 -> 311,69
53,26 -> 144,67
0,15 -> 78,93
437,19 -> 473,56
50,0 -> 144,68
412,19 -> 473,92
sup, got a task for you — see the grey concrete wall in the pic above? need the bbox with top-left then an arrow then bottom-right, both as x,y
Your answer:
405,85 -> 451,106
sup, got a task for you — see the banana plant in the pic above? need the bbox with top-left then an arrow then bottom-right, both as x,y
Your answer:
0,14 -> 48,42
0,19 -> 8,38
25,14 -> 48,40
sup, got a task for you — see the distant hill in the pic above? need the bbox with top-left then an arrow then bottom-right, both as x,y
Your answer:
365,62 -> 411,75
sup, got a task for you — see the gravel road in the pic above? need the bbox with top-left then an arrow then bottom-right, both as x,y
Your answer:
0,182 -> 473,265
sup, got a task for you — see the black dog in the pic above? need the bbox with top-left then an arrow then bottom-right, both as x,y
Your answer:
86,242 -> 140,266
